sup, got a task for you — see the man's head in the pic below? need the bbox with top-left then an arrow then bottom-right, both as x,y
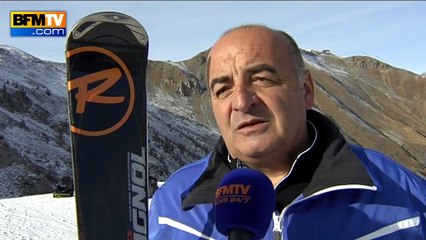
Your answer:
206,25 -> 314,167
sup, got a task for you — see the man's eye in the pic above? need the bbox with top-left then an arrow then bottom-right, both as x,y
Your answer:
215,86 -> 232,99
253,77 -> 275,86
254,77 -> 268,82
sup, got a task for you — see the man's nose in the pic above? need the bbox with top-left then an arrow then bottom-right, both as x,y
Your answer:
231,86 -> 259,112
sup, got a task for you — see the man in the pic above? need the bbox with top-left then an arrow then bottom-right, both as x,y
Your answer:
149,25 -> 426,239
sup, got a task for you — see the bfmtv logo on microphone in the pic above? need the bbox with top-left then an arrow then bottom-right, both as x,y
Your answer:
215,184 -> 252,204
214,169 -> 275,240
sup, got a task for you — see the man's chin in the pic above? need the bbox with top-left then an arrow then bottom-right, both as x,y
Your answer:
234,144 -> 273,160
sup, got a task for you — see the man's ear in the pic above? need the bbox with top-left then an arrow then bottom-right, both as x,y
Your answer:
303,70 -> 315,109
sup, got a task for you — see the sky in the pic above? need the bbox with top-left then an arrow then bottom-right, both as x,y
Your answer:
1,1 -> 425,74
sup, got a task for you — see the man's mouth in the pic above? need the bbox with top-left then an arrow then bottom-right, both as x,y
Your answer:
237,119 -> 268,130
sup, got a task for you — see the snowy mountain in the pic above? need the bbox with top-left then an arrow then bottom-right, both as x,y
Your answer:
0,43 -> 219,198
0,44 -> 70,197
0,43 -> 425,200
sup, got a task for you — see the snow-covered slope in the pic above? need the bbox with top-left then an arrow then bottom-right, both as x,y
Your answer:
0,44 -> 70,197
0,194 -> 76,239
0,185 -> 165,240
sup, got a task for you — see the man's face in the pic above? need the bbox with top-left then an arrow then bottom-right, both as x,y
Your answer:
207,27 -> 314,162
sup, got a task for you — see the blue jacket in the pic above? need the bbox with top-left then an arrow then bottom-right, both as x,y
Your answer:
149,111 -> 426,239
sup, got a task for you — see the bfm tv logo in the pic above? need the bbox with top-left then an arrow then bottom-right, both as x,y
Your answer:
10,11 -> 66,37
215,184 -> 252,204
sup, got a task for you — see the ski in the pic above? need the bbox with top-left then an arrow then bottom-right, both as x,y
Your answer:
65,12 -> 149,240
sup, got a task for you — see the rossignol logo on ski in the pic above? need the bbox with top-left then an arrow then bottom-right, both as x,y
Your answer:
66,46 -> 135,137
128,149 -> 148,240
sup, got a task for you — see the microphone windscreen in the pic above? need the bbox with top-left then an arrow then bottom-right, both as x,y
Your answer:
214,168 -> 275,239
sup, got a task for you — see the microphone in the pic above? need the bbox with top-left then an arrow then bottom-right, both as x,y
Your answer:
214,168 -> 275,240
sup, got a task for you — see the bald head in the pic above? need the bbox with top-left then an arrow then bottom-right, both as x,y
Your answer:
206,24 -> 306,85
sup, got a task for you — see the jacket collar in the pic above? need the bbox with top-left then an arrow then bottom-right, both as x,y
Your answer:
181,110 -> 374,210
302,110 -> 374,196
181,137 -> 231,210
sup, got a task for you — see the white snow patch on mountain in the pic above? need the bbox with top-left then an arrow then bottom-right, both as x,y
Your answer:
166,61 -> 191,74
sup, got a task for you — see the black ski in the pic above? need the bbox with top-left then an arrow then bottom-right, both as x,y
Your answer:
66,12 -> 149,240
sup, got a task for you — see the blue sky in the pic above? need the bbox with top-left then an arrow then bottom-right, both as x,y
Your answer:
1,1 -> 425,74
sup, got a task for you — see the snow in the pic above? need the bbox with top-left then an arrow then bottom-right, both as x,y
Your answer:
302,50 -> 349,77
302,51 -> 327,71
166,61 -> 191,75
0,182 -> 164,240
0,194 -> 77,240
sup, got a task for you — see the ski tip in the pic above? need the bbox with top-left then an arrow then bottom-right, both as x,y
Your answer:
69,11 -> 149,46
